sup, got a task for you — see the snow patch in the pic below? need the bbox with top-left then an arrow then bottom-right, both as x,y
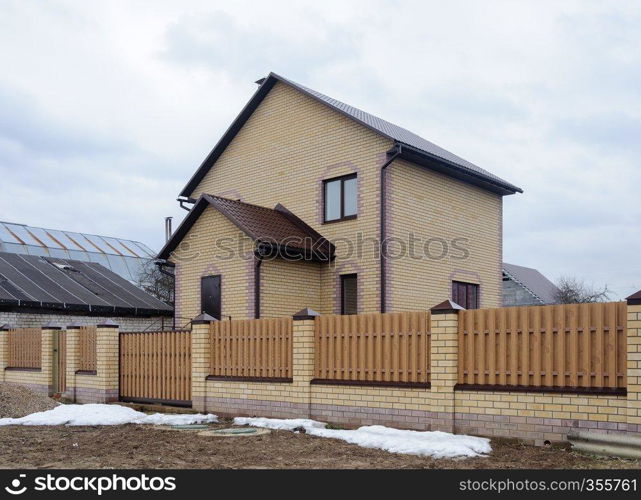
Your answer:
0,404 -> 218,427
234,417 -> 490,458
233,417 -> 326,431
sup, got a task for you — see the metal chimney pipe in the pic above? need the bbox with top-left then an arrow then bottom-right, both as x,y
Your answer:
165,217 -> 173,243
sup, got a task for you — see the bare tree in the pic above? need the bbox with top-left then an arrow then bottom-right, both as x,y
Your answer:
136,260 -> 174,305
554,276 -> 610,304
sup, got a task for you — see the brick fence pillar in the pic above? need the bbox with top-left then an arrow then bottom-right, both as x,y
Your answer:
291,308 -> 320,417
429,300 -> 464,433
627,291 -> 641,433
63,323 -> 81,402
191,313 -> 217,412
40,323 -> 58,396
94,320 -> 119,403
0,323 -> 10,383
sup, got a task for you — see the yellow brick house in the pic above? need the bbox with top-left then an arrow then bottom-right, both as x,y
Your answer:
158,73 -> 521,323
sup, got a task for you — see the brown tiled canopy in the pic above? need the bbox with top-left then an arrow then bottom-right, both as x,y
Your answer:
158,194 -> 334,261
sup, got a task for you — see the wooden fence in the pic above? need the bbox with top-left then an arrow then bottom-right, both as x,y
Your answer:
209,318 -> 293,380
314,311 -> 431,386
78,326 -> 97,373
7,328 -> 41,369
119,330 -> 192,405
458,302 -> 627,390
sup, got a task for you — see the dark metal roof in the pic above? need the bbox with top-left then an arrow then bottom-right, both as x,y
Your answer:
0,252 -> 172,316
502,262 -> 560,305
158,194 -> 333,261
179,72 -> 522,198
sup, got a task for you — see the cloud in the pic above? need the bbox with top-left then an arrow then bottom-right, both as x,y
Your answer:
161,10 -> 359,81
0,0 -> 639,298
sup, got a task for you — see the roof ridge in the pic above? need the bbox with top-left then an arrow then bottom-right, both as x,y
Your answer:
203,193 -> 282,214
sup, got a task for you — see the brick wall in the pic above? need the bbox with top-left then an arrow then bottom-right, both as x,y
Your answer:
388,160 -> 502,310
170,207 -> 253,321
0,311 -> 169,332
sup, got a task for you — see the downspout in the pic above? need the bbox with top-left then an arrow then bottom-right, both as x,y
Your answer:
254,245 -> 268,319
380,144 -> 402,313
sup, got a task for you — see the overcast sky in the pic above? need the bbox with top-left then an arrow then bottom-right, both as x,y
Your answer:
1,0 -> 639,298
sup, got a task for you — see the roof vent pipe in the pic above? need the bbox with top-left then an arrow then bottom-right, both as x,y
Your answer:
165,217 -> 173,243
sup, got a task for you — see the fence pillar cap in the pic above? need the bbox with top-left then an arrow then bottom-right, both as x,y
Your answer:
97,319 -> 119,328
627,290 -> 641,306
430,299 -> 465,315
293,307 -> 320,321
66,321 -> 84,329
192,313 -> 218,325
0,323 -> 14,331
42,322 -> 62,330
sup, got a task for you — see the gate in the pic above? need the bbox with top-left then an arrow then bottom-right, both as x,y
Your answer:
119,330 -> 192,407
52,330 -> 67,394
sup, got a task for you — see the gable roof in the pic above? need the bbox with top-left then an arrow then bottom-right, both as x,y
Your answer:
502,262 -> 560,304
179,72 -> 522,199
158,194 -> 333,262
0,251 -> 172,316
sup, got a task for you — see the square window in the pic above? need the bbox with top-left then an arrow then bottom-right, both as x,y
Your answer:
452,281 -> 479,309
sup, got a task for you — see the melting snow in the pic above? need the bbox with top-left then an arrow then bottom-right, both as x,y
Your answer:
233,417 -> 490,458
0,404 -> 218,427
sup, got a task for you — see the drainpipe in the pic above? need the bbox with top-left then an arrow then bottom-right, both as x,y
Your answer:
254,245 -> 269,319
380,144 -> 402,313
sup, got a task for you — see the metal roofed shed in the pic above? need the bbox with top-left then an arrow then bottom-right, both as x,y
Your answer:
502,262 -> 560,307
0,251 -> 172,317
0,221 -> 155,284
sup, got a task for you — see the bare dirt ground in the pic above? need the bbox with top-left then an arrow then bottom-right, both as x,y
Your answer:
0,421 -> 639,469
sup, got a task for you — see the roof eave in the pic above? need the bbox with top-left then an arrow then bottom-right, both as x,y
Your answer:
397,144 -> 522,196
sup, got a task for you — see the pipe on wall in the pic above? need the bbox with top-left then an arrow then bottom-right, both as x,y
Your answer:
253,245 -> 269,319
379,144 -> 402,313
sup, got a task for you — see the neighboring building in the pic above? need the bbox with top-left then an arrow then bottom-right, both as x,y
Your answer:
502,262 -> 560,307
159,72 -> 522,321
0,251 -> 172,331
0,221 -> 156,284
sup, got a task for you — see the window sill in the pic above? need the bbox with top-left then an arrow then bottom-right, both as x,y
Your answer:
322,215 -> 357,225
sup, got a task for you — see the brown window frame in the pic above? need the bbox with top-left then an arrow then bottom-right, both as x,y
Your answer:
323,173 -> 357,223
340,273 -> 358,315
452,281 -> 479,310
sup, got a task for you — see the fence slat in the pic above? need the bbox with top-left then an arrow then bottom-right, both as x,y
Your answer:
314,311 -> 431,385
458,302 -> 627,391
208,318 -> 292,380
7,328 -> 41,369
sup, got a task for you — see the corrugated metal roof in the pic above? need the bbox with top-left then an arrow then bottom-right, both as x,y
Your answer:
502,262 -> 560,304
179,72 -> 521,198
0,221 -> 156,284
275,73 -> 521,193
0,251 -> 172,315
